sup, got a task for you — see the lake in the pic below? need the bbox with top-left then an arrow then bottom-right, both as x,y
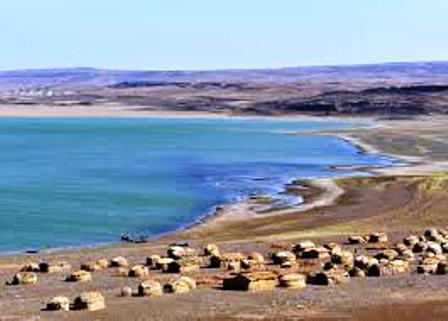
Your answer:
0,117 -> 393,253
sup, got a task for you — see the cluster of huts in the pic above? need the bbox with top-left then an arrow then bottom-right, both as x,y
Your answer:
5,227 -> 448,312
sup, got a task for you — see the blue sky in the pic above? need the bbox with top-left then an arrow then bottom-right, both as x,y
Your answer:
0,0 -> 447,70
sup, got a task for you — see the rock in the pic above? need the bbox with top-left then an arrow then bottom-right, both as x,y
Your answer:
348,235 -> 366,244
278,273 -> 306,288
73,291 -> 106,311
20,262 -> 40,272
292,241 -> 316,254
403,235 -> 419,247
368,232 -> 388,244
119,286 -> 133,297
7,272 -> 37,285
66,270 -> 92,282
110,256 -> 129,268
115,267 -> 130,277
367,263 -> 381,277
203,244 -> 220,256
128,265 -> 149,278
138,280 -> 163,297
271,251 -> 296,265
300,247 -> 330,259
46,296 -> 70,311
374,249 -> 399,261
223,271 -> 278,291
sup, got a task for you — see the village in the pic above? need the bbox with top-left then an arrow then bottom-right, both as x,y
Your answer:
5,227 -> 448,313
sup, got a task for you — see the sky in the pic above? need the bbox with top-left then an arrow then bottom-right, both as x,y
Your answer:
0,0 -> 447,70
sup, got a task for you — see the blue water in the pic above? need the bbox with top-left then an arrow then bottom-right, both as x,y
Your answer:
0,117 -> 392,253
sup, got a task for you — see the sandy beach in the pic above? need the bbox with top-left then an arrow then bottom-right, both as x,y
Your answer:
1,110 -> 448,320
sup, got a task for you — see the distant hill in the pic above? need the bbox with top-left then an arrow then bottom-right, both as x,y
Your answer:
1,61 -> 448,116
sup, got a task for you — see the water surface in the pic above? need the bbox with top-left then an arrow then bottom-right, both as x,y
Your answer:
0,117 -> 392,252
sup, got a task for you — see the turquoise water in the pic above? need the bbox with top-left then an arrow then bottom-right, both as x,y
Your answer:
0,118 -> 392,253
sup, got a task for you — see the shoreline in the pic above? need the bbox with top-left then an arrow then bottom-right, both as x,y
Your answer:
0,112 -> 380,257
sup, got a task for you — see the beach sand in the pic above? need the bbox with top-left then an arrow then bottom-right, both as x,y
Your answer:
1,111 -> 448,320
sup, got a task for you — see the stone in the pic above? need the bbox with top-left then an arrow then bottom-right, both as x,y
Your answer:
368,232 -> 388,243
203,244 -> 220,256
46,296 -> 70,311
278,273 -> 306,288
223,271 -> 278,291
119,286 -> 133,297
7,272 -> 37,285
348,235 -> 366,244
66,270 -> 92,282
210,253 -> 245,270
128,265 -> 149,278
138,280 -> 163,297
73,291 -> 106,311
110,256 -> 129,267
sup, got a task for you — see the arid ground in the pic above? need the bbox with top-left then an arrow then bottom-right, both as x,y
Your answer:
1,115 -> 448,320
